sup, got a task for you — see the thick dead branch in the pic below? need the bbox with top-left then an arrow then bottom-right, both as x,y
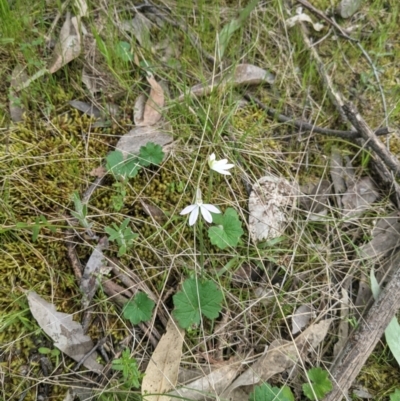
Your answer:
296,0 -> 389,131
324,261 -> 400,400
343,103 -> 400,177
245,94 -> 389,140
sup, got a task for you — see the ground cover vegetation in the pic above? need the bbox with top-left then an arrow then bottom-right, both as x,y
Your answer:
1,0 -> 400,400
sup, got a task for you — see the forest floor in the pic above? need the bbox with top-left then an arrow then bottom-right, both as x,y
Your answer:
1,0 -> 400,400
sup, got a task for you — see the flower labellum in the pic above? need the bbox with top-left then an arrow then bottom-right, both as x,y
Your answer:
180,188 -> 220,226
208,153 -> 234,175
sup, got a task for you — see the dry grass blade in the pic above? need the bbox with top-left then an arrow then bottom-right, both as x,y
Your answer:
75,0 -> 88,18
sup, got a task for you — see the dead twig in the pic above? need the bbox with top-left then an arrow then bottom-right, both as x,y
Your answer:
244,94 -> 390,140
296,0 -> 389,138
65,228 -> 83,280
299,23 -> 350,125
324,258 -> 400,400
343,103 -> 400,177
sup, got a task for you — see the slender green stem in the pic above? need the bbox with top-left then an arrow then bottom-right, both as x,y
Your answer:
198,219 -> 205,277
207,170 -> 214,203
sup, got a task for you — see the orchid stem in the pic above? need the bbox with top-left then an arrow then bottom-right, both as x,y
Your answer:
198,220 -> 205,277
207,170 -> 214,203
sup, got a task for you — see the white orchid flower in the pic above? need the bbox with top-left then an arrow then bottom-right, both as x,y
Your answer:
208,153 -> 234,175
180,188 -> 220,226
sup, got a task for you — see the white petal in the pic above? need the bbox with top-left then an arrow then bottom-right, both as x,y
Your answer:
215,168 -> 231,175
189,206 -> 199,225
214,161 -> 234,170
211,160 -> 234,175
203,204 -> 221,214
214,159 -> 228,167
180,204 -> 197,215
209,153 -> 216,162
200,206 -> 213,223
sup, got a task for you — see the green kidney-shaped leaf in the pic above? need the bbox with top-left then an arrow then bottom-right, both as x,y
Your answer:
106,150 -> 141,180
390,389 -> 400,401
139,142 -> 164,167
208,207 -> 244,249
116,41 -> 133,62
249,383 -> 294,401
123,292 -> 155,325
173,277 -> 223,329
302,367 -> 333,400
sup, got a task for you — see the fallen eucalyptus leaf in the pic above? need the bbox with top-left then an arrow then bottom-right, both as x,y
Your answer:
177,368 -> 204,386
140,199 -> 167,223
359,212 -> 400,259
68,100 -> 120,125
142,318 -> 185,401
177,64 -> 275,101
81,66 -> 97,95
221,319 -> 332,398
69,100 -> 101,118
248,175 -> 299,242
291,304 -> 315,335
80,237 -> 109,309
27,291 -> 103,372
342,177 -> 379,218
170,363 -> 241,401
121,13 -> 153,49
299,180 -> 332,220
116,123 -> 173,159
134,75 -> 164,127
48,12 -> 81,74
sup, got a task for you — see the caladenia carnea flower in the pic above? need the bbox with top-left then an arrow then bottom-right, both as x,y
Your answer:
180,188 -> 220,226
208,153 -> 234,175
